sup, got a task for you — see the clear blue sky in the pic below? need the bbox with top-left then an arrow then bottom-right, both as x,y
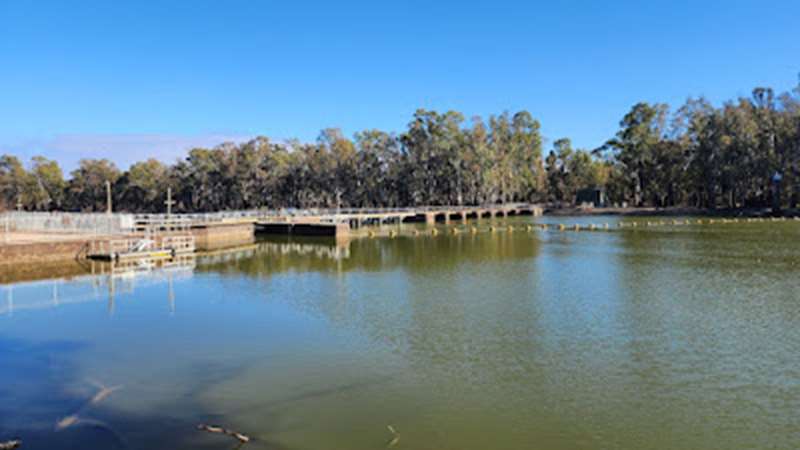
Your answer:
1,0 -> 798,170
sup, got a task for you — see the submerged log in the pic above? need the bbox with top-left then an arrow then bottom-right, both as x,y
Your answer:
386,425 -> 399,448
197,424 -> 250,444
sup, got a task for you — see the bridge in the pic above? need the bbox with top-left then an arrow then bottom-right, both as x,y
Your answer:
133,203 -> 543,237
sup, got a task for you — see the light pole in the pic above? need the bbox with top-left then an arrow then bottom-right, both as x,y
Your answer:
105,181 -> 112,215
165,187 -> 175,217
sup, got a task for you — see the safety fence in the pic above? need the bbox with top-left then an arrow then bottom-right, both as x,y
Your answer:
0,212 -> 136,234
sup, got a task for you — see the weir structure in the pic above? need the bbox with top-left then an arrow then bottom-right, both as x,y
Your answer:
0,204 -> 543,264
134,203 -> 544,240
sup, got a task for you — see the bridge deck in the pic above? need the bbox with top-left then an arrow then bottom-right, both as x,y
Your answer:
134,204 -> 543,232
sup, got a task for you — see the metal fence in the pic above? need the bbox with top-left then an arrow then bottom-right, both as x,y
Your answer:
0,212 -> 136,235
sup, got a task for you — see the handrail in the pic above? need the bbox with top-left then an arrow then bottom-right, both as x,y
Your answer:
132,203 -> 541,225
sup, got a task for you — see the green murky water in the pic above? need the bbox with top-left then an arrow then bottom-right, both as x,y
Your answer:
1,216 -> 799,449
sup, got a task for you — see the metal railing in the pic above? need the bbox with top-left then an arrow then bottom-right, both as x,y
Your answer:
132,203 -> 541,226
0,211 -> 136,234
89,235 -> 196,258
0,204 -> 541,237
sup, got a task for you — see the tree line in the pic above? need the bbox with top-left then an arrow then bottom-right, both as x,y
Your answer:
1,82 -> 799,213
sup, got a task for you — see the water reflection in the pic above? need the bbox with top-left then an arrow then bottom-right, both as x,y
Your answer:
199,231 -> 540,276
0,256 -> 195,317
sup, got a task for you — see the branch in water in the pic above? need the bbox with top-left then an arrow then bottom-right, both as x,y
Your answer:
0,440 -> 21,450
55,380 -> 122,431
386,425 -> 399,448
197,424 -> 251,444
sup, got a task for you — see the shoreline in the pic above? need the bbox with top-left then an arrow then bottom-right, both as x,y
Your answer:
544,206 -> 800,218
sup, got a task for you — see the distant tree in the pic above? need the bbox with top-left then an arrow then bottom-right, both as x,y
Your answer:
600,102 -> 669,206
65,159 -> 120,212
2,81 -> 799,213
116,158 -> 169,212
0,155 -> 28,210
26,156 -> 65,210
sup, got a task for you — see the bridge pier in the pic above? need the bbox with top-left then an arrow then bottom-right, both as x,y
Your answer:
425,213 -> 437,226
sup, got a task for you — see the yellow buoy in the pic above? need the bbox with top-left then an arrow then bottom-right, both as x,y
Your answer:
574,224 -> 580,231
389,230 -> 397,238
471,226 -> 478,233
541,224 -> 548,230
368,230 -> 375,238
507,225 -> 514,232
526,225 -> 533,231
450,227 -> 459,234
558,224 -> 566,231
431,228 -> 439,236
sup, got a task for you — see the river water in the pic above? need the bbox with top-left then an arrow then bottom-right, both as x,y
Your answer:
1,216 -> 799,450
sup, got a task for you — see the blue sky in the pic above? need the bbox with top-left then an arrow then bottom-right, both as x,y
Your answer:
1,0 -> 798,171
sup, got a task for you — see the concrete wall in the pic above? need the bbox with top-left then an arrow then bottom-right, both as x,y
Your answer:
0,240 -> 88,267
191,223 -> 255,251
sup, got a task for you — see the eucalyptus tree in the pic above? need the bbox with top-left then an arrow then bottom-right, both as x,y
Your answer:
601,102 -> 669,206
401,109 -> 464,205
318,128 -> 358,208
464,117 -> 493,204
65,159 -> 120,212
116,158 -> 169,212
0,155 -> 28,210
510,111 -> 545,201
3,81 -> 799,213
27,156 -> 65,210
354,129 -> 403,207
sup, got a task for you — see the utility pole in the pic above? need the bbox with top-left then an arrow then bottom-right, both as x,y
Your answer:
105,181 -> 112,215
165,187 -> 175,217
